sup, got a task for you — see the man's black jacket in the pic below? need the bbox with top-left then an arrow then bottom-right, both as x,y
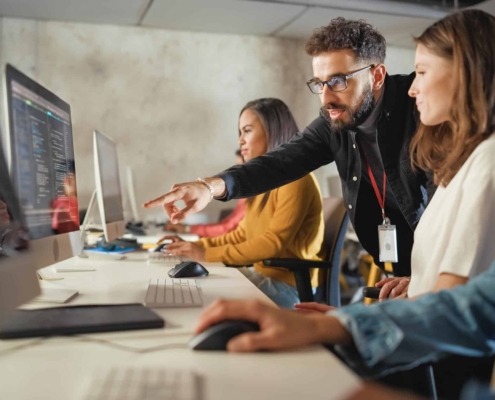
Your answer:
218,73 -> 435,276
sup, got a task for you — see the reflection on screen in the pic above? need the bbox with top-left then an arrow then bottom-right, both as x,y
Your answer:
96,132 -> 124,224
0,131 -> 29,257
9,80 -> 79,239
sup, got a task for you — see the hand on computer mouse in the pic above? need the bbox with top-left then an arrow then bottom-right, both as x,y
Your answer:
195,299 -> 351,353
166,241 -> 206,262
157,235 -> 184,244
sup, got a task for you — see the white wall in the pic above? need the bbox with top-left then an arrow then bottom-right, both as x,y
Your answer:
0,17 -> 415,222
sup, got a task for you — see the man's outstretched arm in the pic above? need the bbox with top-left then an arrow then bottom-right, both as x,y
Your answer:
144,116 -> 334,222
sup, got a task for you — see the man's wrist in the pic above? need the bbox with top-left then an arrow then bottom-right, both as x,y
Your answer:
204,177 -> 227,198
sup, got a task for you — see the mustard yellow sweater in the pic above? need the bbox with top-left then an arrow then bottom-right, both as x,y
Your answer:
195,173 -> 325,287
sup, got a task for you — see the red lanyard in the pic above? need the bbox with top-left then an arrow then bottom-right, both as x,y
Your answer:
358,143 -> 387,219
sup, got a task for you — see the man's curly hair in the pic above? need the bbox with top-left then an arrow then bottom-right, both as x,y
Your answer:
305,18 -> 386,64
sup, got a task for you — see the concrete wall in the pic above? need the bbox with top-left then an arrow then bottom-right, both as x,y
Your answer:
0,17 -> 415,223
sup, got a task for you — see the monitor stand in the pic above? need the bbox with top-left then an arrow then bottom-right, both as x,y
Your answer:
78,190 -> 130,261
79,190 -> 101,259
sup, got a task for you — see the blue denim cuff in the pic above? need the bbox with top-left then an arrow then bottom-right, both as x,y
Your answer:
329,304 -> 404,370
460,381 -> 495,400
213,172 -> 236,202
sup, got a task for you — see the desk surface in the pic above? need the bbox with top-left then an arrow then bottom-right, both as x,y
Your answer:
0,256 -> 360,400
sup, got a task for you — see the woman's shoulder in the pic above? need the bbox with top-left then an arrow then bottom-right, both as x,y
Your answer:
458,134 -> 495,187
275,173 -> 322,195
466,133 -> 495,171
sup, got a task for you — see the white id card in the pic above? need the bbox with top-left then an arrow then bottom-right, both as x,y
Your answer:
378,224 -> 398,263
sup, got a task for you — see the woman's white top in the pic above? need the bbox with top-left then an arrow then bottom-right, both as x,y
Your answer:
408,134 -> 495,297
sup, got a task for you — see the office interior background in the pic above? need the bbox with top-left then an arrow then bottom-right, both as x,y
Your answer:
3,0 -> 485,223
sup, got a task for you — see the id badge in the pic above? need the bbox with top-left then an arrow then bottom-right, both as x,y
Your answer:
378,224 -> 398,263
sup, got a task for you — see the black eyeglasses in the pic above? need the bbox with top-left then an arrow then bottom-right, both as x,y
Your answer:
306,65 -> 374,94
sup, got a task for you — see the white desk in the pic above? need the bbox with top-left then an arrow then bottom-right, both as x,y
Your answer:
127,228 -> 200,244
0,257 -> 361,400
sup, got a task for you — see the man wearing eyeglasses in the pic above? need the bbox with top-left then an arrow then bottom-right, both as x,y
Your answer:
145,18 -> 433,287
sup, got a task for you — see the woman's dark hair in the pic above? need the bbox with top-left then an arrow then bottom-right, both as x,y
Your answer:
240,98 -> 299,209
410,9 -> 495,186
240,98 -> 299,152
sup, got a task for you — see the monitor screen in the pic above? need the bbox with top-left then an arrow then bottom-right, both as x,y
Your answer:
0,124 -> 39,323
5,64 -> 79,240
94,130 -> 124,224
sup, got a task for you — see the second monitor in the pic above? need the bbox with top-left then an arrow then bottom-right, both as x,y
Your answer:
93,130 -> 125,242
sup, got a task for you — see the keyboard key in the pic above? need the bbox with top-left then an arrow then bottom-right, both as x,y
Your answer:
155,279 -> 165,303
183,285 -> 193,305
165,281 -> 174,304
145,279 -> 158,304
173,281 -> 183,304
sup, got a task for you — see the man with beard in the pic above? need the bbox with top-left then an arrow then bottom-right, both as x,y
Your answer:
145,18 -> 433,283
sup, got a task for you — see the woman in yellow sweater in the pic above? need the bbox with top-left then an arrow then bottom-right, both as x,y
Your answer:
165,98 -> 324,308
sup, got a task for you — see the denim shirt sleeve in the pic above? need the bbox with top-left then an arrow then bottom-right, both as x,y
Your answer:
460,381 -> 495,400
328,259 -> 495,378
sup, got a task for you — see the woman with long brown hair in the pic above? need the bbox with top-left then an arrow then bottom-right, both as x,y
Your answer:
367,9 -> 495,300
162,98 -> 325,308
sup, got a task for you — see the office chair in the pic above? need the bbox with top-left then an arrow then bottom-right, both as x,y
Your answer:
218,208 -> 234,221
262,197 -> 349,306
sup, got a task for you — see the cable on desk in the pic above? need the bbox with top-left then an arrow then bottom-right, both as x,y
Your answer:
0,337 -> 48,357
74,335 -> 189,354
0,331 -> 192,356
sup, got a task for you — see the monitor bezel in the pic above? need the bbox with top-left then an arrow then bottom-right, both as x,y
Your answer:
3,64 -> 82,270
93,130 -> 125,242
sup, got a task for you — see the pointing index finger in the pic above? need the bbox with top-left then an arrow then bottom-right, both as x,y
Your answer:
143,190 -> 181,209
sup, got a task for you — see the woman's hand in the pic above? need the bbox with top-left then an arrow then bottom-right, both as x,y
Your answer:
143,178 -> 226,224
166,241 -> 206,262
294,302 -> 336,314
164,222 -> 187,233
375,277 -> 410,301
195,299 -> 351,352
157,235 -> 185,244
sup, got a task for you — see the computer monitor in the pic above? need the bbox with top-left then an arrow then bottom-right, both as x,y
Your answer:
0,127 -> 39,324
3,64 -> 82,269
93,130 -> 125,242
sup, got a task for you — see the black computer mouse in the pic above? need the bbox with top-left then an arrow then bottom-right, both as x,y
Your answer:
153,243 -> 168,252
189,320 -> 260,351
168,261 -> 209,278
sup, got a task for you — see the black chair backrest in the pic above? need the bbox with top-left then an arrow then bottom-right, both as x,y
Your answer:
321,198 -> 349,307
218,208 -> 234,222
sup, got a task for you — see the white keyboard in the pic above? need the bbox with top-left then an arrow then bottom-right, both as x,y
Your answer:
86,368 -> 203,400
144,278 -> 203,308
147,253 -> 184,264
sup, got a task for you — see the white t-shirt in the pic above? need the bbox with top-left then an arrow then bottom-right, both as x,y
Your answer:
408,133 -> 495,298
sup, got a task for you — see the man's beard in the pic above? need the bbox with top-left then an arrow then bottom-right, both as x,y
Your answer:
321,84 -> 376,134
